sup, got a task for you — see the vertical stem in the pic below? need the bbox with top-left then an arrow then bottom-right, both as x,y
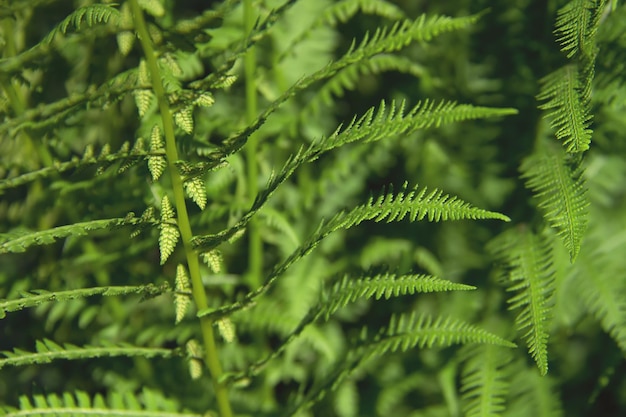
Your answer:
244,0 -> 263,289
128,2 -> 233,416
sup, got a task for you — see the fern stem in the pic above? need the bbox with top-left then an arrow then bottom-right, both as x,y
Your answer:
244,0 -> 263,289
128,2 -> 233,416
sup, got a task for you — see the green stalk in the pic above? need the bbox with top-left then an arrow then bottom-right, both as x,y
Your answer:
244,0 -> 262,289
128,2 -> 233,416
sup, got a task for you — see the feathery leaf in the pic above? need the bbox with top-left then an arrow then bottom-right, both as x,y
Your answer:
521,151 -> 589,261
0,284 -> 168,319
0,340 -> 178,370
489,228 -> 555,375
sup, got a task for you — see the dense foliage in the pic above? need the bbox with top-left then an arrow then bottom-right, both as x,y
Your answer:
1,0 -> 625,416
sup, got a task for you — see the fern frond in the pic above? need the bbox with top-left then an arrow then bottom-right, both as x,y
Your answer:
322,0 -> 405,26
574,266 -> 626,353
537,65 -> 593,153
225,12 -> 493,152
0,139 -> 158,193
461,344 -> 511,417
506,362 -> 564,417
41,4 -> 121,45
0,215 -> 149,254
0,284 -> 168,319
358,313 -> 516,362
302,54 -> 426,117
220,271 -> 474,385
0,388 -> 202,417
520,151 -> 589,261
573,235 -> 626,352
0,339 -> 178,370
320,273 -> 476,320
279,0 -> 405,61
197,184 -> 508,320
194,101 -> 515,250
554,0 -> 595,58
488,228 -> 555,375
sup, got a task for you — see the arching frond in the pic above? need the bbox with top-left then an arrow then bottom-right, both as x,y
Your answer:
554,0 -> 595,58
301,54 -> 426,118
506,361 -> 563,417
197,184 -> 508,320
321,273 -> 475,320
572,228 -> 626,353
0,284 -> 169,319
193,100 -> 515,250
0,143 -> 158,193
0,388 -> 201,417
322,0 -> 405,25
461,344 -> 512,417
0,215 -> 150,254
489,228 -> 555,376
520,151 -> 589,261
0,339 -> 178,370
224,12 -> 494,152
537,65 -> 592,153
279,0 -> 405,61
358,313 -> 516,361
41,4 -> 121,45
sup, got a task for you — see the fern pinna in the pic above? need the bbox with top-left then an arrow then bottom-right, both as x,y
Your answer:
2,0 -> 626,416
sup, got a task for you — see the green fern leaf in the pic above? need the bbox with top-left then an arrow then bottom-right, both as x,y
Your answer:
326,0 -> 405,23
573,233 -> 626,352
197,183 -> 508,320
321,273 -> 475,320
185,340 -> 203,380
148,125 -> 166,181
0,284 -> 168,319
506,362 -> 564,417
0,339 -> 177,370
554,0 -> 595,58
537,65 -> 592,153
174,264 -> 191,324
489,228 -> 555,375
138,0 -> 165,18
183,176 -> 207,210
193,100 -> 515,250
520,151 -> 589,261
201,250 -> 223,273
228,12 -> 501,151
302,54 -> 426,118
0,216 -> 145,254
2,389 -> 202,417
461,344 -> 511,417
159,196 -> 180,265
41,4 -> 120,45
358,313 -> 516,361
174,107 -> 194,134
